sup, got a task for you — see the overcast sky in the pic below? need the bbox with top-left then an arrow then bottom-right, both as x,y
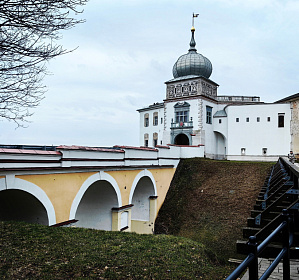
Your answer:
1,0 -> 299,147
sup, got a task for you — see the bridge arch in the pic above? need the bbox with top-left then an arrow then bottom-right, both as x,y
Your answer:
129,170 -> 157,222
0,177 -> 56,225
69,171 -> 122,230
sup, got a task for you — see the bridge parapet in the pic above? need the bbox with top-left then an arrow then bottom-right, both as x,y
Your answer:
0,148 -> 62,170
0,144 -> 205,171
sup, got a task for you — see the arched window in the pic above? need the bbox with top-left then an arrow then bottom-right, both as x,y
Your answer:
153,112 -> 158,126
144,133 -> 149,147
144,113 -> 149,127
153,133 -> 158,147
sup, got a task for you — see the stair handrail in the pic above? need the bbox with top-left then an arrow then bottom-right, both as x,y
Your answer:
255,198 -> 298,241
226,209 -> 293,280
280,157 -> 299,189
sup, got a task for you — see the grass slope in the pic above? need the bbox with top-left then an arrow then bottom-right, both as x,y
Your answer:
0,158 -> 273,279
155,158 -> 274,261
1,221 -> 231,279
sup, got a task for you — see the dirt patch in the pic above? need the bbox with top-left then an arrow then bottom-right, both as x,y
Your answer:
155,158 -> 274,261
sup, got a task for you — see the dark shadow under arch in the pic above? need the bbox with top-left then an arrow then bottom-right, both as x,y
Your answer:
174,133 -> 190,145
0,189 -> 49,225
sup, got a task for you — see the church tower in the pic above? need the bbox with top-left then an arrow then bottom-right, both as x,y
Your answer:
163,18 -> 219,148
165,23 -> 218,101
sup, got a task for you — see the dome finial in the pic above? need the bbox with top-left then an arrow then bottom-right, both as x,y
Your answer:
189,13 -> 199,52
192,13 -> 199,30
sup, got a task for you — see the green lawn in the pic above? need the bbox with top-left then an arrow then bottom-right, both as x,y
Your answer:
0,221 -> 234,279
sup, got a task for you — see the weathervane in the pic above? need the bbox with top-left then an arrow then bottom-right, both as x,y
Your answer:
192,13 -> 199,28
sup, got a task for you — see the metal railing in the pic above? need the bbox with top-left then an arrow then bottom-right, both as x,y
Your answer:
280,156 -> 299,189
226,209 -> 294,280
217,96 -> 260,102
170,121 -> 193,128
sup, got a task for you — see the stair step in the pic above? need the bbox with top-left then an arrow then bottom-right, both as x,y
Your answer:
254,204 -> 263,210
237,240 -> 299,258
275,205 -> 290,211
243,227 -> 261,238
247,217 -> 272,228
251,210 -> 262,218
265,212 -> 281,219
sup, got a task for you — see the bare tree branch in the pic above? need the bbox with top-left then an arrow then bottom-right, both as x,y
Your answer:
0,0 -> 88,126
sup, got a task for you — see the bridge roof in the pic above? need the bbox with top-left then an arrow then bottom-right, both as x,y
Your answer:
113,145 -> 158,152
0,148 -> 60,155
57,145 -> 125,153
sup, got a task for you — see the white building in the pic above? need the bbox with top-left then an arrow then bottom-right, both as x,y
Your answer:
137,26 -> 299,161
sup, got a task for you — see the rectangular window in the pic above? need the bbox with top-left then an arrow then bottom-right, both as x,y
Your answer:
144,140 -> 148,147
236,118 -> 239,122
267,117 -> 271,122
206,106 -> 212,124
246,117 -> 249,122
161,118 -> 163,124
262,148 -> 267,155
278,114 -> 285,127
257,117 -> 260,122
219,119 -> 222,124
175,110 -> 188,123
241,148 -> 246,155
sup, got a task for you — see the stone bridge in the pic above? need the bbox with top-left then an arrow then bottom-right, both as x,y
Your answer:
0,144 -> 204,234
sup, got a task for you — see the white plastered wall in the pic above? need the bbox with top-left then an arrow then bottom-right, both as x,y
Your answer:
139,107 -> 164,147
226,103 -> 291,159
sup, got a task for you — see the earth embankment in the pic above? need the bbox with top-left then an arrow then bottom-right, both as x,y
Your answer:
155,158 -> 274,261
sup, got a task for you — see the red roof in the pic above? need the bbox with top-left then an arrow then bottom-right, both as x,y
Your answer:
57,145 -> 125,153
155,145 -> 170,149
0,148 -> 61,155
113,145 -> 158,152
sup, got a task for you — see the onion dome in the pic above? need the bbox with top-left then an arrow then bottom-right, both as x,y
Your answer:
172,27 -> 212,79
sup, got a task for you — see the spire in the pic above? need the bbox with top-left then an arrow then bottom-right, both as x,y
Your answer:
189,13 -> 199,52
188,27 -> 197,52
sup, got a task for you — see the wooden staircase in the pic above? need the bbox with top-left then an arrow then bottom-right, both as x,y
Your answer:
237,158 -> 299,259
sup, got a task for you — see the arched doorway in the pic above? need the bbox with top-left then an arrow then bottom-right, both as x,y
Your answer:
214,131 -> 226,160
75,180 -> 119,230
131,176 -> 155,221
174,133 -> 190,145
0,189 -> 49,225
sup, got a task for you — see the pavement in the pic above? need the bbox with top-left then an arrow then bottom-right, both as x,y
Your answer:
240,258 -> 299,279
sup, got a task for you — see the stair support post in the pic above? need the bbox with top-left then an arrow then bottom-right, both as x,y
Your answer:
248,236 -> 258,280
282,209 -> 290,280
